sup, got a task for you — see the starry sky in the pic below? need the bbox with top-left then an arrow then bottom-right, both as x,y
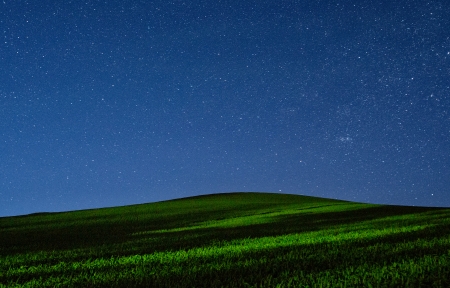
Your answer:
1,0 -> 449,217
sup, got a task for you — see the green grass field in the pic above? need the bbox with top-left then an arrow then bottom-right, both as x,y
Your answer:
1,192 -> 450,287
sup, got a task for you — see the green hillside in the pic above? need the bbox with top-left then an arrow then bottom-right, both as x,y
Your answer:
1,192 -> 450,287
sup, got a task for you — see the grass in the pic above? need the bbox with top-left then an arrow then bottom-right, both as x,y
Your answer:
1,192 -> 450,287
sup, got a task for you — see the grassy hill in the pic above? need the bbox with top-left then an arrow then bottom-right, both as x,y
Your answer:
1,192 -> 450,287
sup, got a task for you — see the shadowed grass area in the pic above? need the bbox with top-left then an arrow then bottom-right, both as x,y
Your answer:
1,192 -> 449,287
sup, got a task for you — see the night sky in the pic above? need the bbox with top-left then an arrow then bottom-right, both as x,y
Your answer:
1,0 -> 449,217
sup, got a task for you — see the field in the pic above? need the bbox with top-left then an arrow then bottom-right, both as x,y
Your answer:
1,192 -> 450,287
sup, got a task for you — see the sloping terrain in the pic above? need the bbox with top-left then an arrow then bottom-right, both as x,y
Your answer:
1,192 -> 449,287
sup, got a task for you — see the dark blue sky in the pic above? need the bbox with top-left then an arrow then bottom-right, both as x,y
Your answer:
1,0 -> 449,217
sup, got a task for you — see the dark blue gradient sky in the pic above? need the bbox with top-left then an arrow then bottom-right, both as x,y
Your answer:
1,0 -> 449,217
